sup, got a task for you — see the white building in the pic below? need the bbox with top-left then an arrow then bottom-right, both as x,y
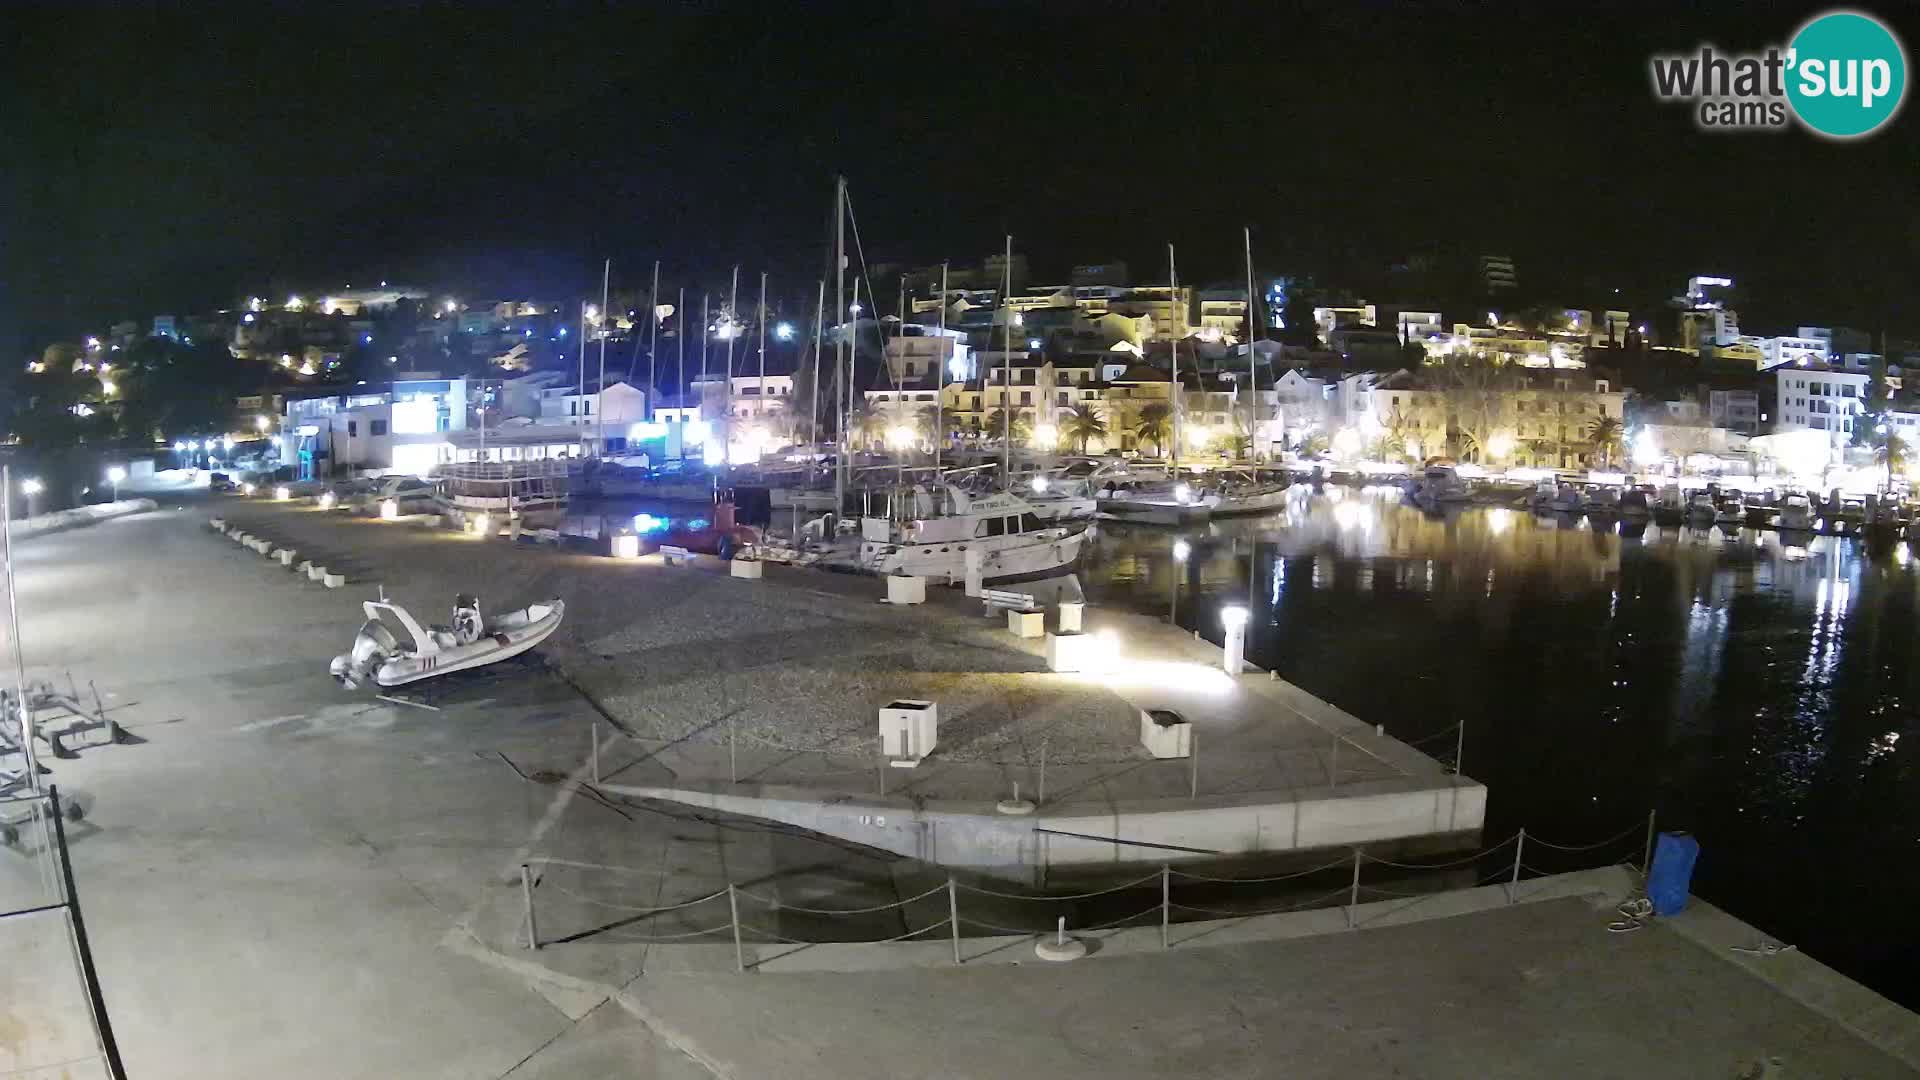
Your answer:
538,381 -> 648,429
1774,364 -> 1867,450
1754,334 -> 1829,370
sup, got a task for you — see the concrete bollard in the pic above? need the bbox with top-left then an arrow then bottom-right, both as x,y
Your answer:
275,549 -> 297,567
885,574 -> 925,604
323,572 -> 346,588
234,532 -> 251,545
308,564 -> 327,582
1058,600 -> 1084,633
209,518 -> 225,530
730,558 -> 764,580
1006,609 -> 1045,639
296,560 -> 313,574
963,547 -> 985,598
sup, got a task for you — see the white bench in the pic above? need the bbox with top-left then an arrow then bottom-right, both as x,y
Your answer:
659,544 -> 695,567
981,589 -> 1038,613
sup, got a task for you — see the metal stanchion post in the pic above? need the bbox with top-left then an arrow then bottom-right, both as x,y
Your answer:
729,884 -> 744,973
729,715 -> 737,785
1642,809 -> 1656,878
1330,735 -> 1340,787
590,721 -> 600,784
1160,864 -> 1171,949
1508,829 -> 1525,904
521,863 -> 538,950
1188,729 -> 1199,800
1037,738 -> 1047,807
1346,848 -> 1361,928
948,876 -> 961,965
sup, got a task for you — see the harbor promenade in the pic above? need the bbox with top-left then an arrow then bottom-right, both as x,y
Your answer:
2,495 -> 1912,1077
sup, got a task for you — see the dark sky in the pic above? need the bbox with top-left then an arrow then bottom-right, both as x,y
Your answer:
7,1 -> 1920,355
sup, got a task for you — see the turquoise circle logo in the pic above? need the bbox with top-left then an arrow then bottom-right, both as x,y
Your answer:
1787,10 -> 1907,138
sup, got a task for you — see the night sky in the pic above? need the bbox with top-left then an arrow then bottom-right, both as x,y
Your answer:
8,1 -> 1919,356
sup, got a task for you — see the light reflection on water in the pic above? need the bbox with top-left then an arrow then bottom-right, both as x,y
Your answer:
1079,487 -> 1918,1007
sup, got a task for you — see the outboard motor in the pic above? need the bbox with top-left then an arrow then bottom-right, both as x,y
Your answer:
330,619 -> 399,689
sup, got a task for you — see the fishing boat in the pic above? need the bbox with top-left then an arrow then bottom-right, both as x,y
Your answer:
435,459 -> 570,529
1776,492 -> 1815,531
1685,492 -> 1717,522
1406,464 -> 1472,513
1620,487 -> 1652,521
330,595 -> 565,689
857,485 -> 1087,582
1714,494 -> 1746,526
1531,479 -> 1582,514
1205,468 -> 1295,516
1023,473 -> 1099,523
1089,463 -> 1216,525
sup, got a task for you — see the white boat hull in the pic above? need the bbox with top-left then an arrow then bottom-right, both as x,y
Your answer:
1210,488 -> 1292,516
860,530 -> 1087,582
334,600 -> 566,689
1029,495 -> 1097,523
1097,497 -> 1212,526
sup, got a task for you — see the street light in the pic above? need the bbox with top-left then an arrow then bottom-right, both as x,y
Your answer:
106,465 -> 126,501
21,477 -> 42,518
255,415 -> 271,433
1172,539 -> 1192,563
775,322 -> 796,341
1220,605 -> 1250,675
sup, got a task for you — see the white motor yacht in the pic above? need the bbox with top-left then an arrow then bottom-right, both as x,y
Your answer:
1024,472 -> 1099,523
1407,464 -> 1473,512
1777,493 -> 1815,531
858,485 -> 1087,582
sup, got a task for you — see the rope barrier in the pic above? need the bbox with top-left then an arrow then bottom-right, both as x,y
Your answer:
529,856 -> 677,877
733,882 -> 948,915
594,923 -> 735,943
1168,854 -> 1352,884
955,870 -> 1164,901
541,882 -> 728,915
1079,906 -> 1165,932
1524,821 -> 1645,853
1166,886 -> 1352,920
956,915 -> 1044,936
1361,833 -> 1518,870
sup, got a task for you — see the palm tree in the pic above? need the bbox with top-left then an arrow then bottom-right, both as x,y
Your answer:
848,401 -> 886,450
1062,404 -> 1107,453
1584,415 -> 1623,468
985,407 -> 1030,445
1131,402 -> 1172,456
1876,433 -> 1908,492
914,405 -> 950,449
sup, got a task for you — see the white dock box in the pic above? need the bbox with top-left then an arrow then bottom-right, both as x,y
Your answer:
880,699 -> 938,765
1139,709 -> 1192,759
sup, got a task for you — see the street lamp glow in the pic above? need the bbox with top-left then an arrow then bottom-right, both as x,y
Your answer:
1486,431 -> 1516,460
255,415 -> 271,432
444,299 -> 459,313
1027,338 -> 1042,350
885,424 -> 916,449
85,337 -> 101,350
849,302 -> 862,316
187,440 -> 200,451
99,378 -> 116,396
107,466 -> 126,484
1031,476 -> 1050,494
21,479 -> 42,496
274,485 -> 291,501
173,440 -> 186,451
222,436 -> 235,451
1173,482 -> 1192,503
1172,539 -> 1192,563
1031,424 -> 1058,448
286,295 -> 305,311
1220,605 -> 1249,629
775,322 -> 796,341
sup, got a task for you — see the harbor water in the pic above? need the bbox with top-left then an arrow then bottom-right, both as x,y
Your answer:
1079,486 -> 1920,1008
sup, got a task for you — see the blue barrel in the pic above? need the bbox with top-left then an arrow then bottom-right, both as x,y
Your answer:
1647,832 -> 1699,916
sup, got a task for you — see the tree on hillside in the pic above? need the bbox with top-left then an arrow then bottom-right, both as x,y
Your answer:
1585,415 -> 1624,468
985,407 -> 1031,446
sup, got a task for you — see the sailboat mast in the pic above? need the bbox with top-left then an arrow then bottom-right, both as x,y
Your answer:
757,271 -> 767,454
834,176 -> 847,513
1169,242 -> 1180,475
2,466 -> 37,791
895,277 -> 907,493
577,301 -> 588,455
1001,233 -> 1012,488
724,265 -> 740,468
811,279 -> 825,483
936,261 -> 947,475
849,276 -> 862,460
676,287 -> 686,439
646,260 -> 660,419
597,258 -> 610,459
1244,225 -> 1257,463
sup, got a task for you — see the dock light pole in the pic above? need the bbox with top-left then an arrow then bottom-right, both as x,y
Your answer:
106,466 -> 125,503
1220,605 -> 1249,675
20,478 -> 41,518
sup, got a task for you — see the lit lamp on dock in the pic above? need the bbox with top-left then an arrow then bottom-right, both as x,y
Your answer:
273,485 -> 290,501
379,498 -> 398,520
1220,604 -> 1249,675
611,533 -> 640,559
471,512 -> 491,537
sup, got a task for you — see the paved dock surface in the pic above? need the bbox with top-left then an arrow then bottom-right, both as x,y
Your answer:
1,496 -> 1910,1078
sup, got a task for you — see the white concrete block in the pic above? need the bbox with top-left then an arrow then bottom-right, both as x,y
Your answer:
1044,632 -> 1105,673
731,558 -> 764,579
209,518 -> 225,530
1006,609 -> 1044,639
307,564 -> 327,582
611,534 -> 640,559
323,572 -> 345,588
879,699 -> 937,764
296,560 -> 313,574
275,549 -> 297,566
884,573 -> 924,604
1058,600 -> 1084,633
1139,709 -> 1192,759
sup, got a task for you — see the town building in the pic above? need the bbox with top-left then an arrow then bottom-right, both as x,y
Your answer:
1773,363 -> 1868,450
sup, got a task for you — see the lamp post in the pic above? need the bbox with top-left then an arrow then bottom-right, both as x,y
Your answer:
21,478 -> 41,518
106,466 -> 126,503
